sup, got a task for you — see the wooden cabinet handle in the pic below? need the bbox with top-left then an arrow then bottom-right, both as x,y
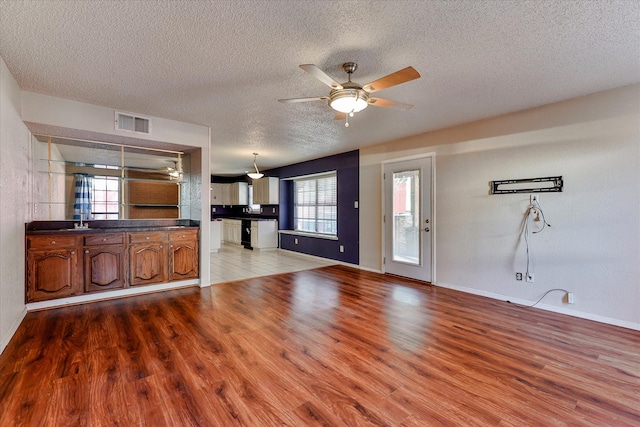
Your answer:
70,251 -> 75,255
85,250 -> 89,254
159,245 -> 163,249
102,238 -> 107,242
145,236 -> 150,240
50,240 -> 56,245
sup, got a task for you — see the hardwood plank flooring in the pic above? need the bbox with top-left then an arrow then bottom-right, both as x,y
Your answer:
1,265 -> 639,426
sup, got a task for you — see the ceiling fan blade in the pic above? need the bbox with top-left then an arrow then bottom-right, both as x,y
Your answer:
334,112 -> 346,120
299,64 -> 344,89
362,66 -> 421,93
278,96 -> 328,103
368,97 -> 414,110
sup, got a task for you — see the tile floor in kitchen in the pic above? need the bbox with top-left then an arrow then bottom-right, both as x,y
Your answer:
210,243 -> 337,284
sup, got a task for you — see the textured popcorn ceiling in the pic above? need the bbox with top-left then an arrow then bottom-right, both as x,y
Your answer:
1,1 -> 638,175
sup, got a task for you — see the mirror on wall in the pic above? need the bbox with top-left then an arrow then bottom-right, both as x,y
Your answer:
33,134 -> 192,221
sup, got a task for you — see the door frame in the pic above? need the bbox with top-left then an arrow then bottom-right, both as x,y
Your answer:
381,152 -> 436,282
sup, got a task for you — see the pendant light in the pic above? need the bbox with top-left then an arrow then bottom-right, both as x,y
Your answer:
247,152 -> 264,179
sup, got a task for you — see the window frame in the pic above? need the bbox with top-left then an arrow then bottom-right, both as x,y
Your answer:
293,171 -> 338,237
91,174 -> 120,220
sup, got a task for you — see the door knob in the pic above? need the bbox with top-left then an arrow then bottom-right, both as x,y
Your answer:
424,227 -> 430,232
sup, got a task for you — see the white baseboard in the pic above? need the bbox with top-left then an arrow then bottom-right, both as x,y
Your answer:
434,281 -> 640,331
354,265 -> 383,274
0,306 -> 27,355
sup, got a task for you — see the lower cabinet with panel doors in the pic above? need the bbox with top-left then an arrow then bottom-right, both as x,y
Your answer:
128,231 -> 169,286
83,233 -> 126,293
26,235 -> 82,302
169,229 -> 199,280
250,220 -> 278,250
25,227 -> 199,303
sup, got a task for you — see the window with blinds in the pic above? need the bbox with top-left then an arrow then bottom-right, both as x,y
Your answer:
294,172 -> 337,235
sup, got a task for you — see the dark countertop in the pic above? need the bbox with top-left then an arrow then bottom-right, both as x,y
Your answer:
214,217 -> 278,221
26,219 -> 200,235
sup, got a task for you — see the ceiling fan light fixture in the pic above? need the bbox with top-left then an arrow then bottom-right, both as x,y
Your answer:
247,153 -> 264,179
329,89 -> 369,113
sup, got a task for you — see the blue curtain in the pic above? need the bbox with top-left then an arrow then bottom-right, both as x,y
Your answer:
73,174 -> 93,220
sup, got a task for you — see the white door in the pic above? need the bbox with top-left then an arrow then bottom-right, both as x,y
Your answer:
383,156 -> 433,282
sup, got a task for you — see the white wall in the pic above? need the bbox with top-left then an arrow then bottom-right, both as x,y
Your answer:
0,57 -> 30,353
21,91 -> 206,148
360,84 -> 640,329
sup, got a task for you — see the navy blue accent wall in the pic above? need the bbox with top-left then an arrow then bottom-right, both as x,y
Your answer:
268,150 -> 359,265
278,180 -> 293,229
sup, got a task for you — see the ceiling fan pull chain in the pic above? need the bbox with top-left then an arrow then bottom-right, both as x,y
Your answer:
351,92 -> 359,118
345,115 -> 350,128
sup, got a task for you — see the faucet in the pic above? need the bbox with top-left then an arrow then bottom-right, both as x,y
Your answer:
74,207 -> 90,229
74,219 -> 89,229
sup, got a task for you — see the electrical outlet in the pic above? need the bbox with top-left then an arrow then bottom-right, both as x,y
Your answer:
339,245 -> 344,253
567,292 -> 575,304
516,272 -> 523,281
294,238 -> 298,245
212,207 -> 216,213
526,273 -> 534,283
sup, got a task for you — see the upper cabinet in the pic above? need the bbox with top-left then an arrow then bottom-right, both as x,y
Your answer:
210,183 -> 226,204
210,182 -> 247,206
229,182 -> 248,205
253,177 -> 279,205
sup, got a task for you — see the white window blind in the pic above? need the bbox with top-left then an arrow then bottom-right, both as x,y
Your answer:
294,172 -> 337,235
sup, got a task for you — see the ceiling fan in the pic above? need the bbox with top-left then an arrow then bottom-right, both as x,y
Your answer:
279,62 -> 421,127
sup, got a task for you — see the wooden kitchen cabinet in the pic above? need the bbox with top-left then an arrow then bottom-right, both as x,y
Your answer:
211,182 -> 248,205
250,220 -> 278,250
128,231 -> 169,286
83,233 -> 125,293
222,219 -> 241,244
210,183 -> 227,205
253,177 -> 279,205
26,235 -> 82,302
229,182 -> 248,205
169,229 -> 199,280
26,227 -> 199,303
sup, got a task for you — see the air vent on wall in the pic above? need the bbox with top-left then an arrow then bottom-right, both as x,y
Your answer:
115,111 -> 151,134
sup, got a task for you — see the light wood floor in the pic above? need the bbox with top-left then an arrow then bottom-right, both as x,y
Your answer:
1,265 -> 639,426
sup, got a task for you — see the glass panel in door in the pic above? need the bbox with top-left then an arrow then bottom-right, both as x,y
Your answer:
392,170 -> 420,265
